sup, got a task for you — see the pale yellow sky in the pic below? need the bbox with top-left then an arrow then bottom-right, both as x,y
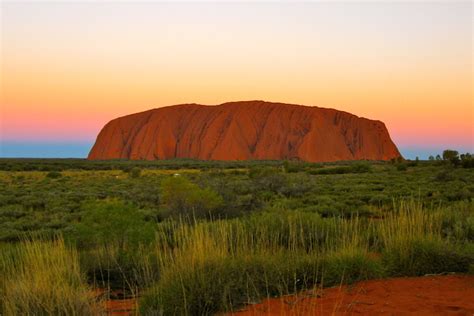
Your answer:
1,1 -> 472,156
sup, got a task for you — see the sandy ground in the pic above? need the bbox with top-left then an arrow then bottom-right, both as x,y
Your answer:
104,298 -> 137,315
230,275 -> 474,316
100,274 -> 474,315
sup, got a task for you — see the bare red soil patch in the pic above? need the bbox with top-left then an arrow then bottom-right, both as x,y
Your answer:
94,289 -> 137,315
104,298 -> 137,315
230,275 -> 474,315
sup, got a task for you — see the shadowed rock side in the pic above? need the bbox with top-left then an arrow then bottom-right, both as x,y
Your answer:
88,101 -> 401,162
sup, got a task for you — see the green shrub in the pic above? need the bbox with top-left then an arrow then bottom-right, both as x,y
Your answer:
440,202 -> 474,241
469,264 -> 474,275
369,194 -> 391,206
45,171 -> 62,179
282,160 -> 305,173
322,248 -> 384,286
160,176 -> 224,219
129,167 -> 141,178
70,199 -> 155,249
310,166 -> 350,175
382,238 -> 472,276
308,162 -> 371,175
68,200 -> 157,290
396,163 -> 407,171
251,170 -> 288,194
435,170 -> 454,182
351,161 -> 372,173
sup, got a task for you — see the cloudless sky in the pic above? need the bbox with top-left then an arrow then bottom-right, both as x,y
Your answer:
1,1 -> 472,159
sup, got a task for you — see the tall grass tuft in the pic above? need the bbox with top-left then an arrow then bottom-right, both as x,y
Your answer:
2,199 -> 471,315
0,237 -> 102,315
139,201 -> 474,314
140,211 -> 383,314
379,200 -> 472,275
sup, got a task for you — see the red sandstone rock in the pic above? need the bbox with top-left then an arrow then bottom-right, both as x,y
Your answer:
88,101 -> 401,162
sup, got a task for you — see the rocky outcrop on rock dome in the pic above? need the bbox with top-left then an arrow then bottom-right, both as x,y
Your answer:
88,101 -> 401,162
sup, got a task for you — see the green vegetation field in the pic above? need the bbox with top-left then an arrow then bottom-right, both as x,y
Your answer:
0,157 -> 473,315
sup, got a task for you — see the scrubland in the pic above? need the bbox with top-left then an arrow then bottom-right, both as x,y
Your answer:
0,157 -> 473,315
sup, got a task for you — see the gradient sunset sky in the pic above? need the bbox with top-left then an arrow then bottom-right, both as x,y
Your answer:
1,1 -> 472,159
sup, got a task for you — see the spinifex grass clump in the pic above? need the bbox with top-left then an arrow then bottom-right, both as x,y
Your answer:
322,247 -> 384,286
0,237 -> 101,315
140,211 -> 384,315
138,201 -> 474,315
142,253 -> 325,315
439,200 -> 474,242
379,200 -> 473,275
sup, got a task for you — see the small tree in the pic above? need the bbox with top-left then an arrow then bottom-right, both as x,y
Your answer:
460,153 -> 474,168
443,149 -> 460,166
442,149 -> 458,161
428,155 -> 434,161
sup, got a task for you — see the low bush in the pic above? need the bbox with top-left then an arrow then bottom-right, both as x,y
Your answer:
309,162 -> 372,175
435,169 -> 455,182
70,199 -> 155,249
382,238 -> 472,276
322,248 -> 384,286
129,167 -> 141,178
396,163 -> 407,171
45,171 -> 62,179
160,176 -> 224,220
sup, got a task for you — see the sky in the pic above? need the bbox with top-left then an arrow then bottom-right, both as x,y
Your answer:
1,1 -> 472,159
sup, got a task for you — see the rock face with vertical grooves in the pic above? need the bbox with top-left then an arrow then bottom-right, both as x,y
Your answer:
88,101 -> 401,162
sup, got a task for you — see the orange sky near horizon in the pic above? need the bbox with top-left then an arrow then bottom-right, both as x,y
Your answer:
1,2 -> 473,153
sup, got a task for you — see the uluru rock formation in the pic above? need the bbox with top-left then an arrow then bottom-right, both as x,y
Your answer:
88,101 -> 401,162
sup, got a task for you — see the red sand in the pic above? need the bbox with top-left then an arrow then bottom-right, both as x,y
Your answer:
93,289 -> 137,315
230,275 -> 474,315
104,298 -> 137,315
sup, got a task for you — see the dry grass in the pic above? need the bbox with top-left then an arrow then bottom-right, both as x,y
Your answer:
141,201 -> 472,314
0,237 -> 102,315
